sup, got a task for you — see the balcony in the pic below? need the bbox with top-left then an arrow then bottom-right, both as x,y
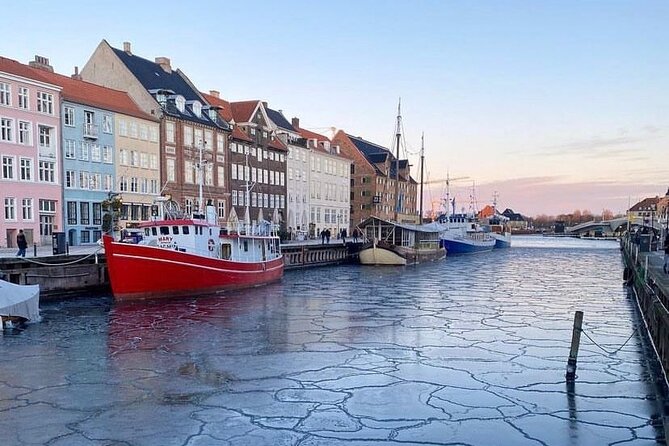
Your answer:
83,123 -> 99,139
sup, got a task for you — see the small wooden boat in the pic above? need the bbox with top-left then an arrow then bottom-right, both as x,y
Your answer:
0,279 -> 40,327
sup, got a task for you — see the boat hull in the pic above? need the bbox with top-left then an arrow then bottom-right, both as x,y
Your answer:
103,236 -> 284,300
491,232 -> 511,249
359,243 -> 446,266
440,238 -> 495,254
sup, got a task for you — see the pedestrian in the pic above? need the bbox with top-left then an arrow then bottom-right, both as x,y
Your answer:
16,229 -> 28,257
664,236 -> 669,274
341,228 -> 346,244
353,228 -> 359,243
326,229 -> 331,244
321,229 -> 326,244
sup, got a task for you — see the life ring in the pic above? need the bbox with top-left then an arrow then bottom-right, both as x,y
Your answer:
208,239 -> 215,252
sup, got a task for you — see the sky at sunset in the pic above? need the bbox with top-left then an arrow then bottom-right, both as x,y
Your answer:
1,0 -> 666,216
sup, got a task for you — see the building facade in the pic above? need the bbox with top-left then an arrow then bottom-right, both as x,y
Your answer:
332,131 -> 417,225
292,119 -> 351,238
0,56 -> 62,247
81,40 -> 230,221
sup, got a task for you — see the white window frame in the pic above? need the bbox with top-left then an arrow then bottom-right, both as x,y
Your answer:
19,157 -> 32,181
64,106 -> 75,126
18,87 -> 29,110
36,91 -> 54,115
0,82 -> 11,106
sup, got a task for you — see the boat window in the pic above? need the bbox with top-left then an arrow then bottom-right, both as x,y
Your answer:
172,226 -> 180,235
221,243 -> 232,260
144,228 -> 150,236
152,227 -> 157,236
160,226 -> 169,235
182,226 -> 189,235
209,228 -> 213,236
243,240 -> 248,252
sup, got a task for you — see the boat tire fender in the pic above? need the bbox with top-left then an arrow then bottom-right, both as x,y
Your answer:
208,239 -> 215,252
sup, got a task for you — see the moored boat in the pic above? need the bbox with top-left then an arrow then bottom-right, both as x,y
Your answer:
0,279 -> 40,327
103,198 -> 283,301
358,217 -> 446,265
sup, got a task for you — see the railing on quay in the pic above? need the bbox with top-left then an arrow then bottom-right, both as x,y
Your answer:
621,234 -> 669,382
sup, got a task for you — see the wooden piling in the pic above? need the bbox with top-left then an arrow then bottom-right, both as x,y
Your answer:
566,310 -> 584,381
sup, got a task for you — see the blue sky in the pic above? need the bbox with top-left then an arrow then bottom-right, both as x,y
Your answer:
2,0 -> 667,215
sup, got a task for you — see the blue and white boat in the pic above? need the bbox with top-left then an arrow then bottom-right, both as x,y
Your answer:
479,193 -> 512,249
438,213 -> 496,254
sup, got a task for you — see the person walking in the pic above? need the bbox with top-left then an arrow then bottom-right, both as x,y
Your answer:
664,235 -> 669,274
321,229 -> 326,245
16,229 -> 28,257
325,229 -> 331,244
352,228 -> 359,243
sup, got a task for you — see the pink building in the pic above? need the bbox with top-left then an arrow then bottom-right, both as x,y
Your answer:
0,56 -> 62,247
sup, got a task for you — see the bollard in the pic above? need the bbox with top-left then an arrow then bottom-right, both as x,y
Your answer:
644,256 -> 648,283
566,311 -> 584,381
33,243 -> 37,257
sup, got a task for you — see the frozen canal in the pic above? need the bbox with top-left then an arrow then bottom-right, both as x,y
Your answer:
0,236 -> 665,445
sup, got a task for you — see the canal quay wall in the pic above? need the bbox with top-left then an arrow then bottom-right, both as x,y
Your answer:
0,240 -> 361,299
621,234 -> 669,438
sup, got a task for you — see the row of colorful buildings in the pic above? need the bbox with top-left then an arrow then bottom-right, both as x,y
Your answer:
0,40 -> 418,248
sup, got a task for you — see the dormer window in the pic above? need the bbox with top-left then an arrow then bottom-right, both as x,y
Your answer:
192,101 -> 202,117
175,96 -> 185,113
208,109 -> 217,121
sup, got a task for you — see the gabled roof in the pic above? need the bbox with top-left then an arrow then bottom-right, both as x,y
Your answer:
229,100 -> 260,123
0,56 -> 60,89
110,46 -> 225,128
231,125 -> 254,142
30,69 -> 156,122
266,108 -> 295,132
200,92 -> 233,121
347,134 -> 390,157
629,197 -> 660,212
268,136 -> 287,151
296,126 -> 330,143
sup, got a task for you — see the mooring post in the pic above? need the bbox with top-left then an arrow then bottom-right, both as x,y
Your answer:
566,310 -> 584,381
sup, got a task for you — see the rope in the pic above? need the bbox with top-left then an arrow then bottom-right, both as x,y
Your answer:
580,327 -> 638,356
20,247 -> 103,267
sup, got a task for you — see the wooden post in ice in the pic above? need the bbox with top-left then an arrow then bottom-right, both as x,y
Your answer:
644,255 -> 648,283
566,311 -> 584,381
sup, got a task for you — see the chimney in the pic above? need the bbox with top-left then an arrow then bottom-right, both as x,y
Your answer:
209,90 -> 220,98
71,66 -> 82,80
123,41 -> 132,54
291,117 -> 300,129
28,55 -> 54,72
262,101 -> 268,108
155,57 -> 172,73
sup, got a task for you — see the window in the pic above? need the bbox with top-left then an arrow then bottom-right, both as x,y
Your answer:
218,166 -> 225,186
204,130 -> 213,149
263,193 -> 268,208
184,198 -> 193,215
64,140 -> 76,159
37,92 -> 54,114
129,122 -> 138,138
217,134 -> 225,153
67,201 -> 77,224
231,163 -> 237,180
130,150 -> 139,167
19,158 -> 32,181
80,231 -> 90,244
140,178 -> 148,193
80,202 -> 90,225
4,197 -> 16,220
118,119 -> 127,136
252,192 -> 258,207
79,171 -> 90,189
150,179 -> 158,194
140,152 -> 148,168
18,87 -> 28,109
38,161 -> 55,183
280,172 -> 285,186
232,190 -> 238,206
18,121 -> 31,145
65,170 -> 76,188
39,199 -> 56,213
166,121 -> 175,143
149,154 -> 158,170
91,173 -> 101,190
103,145 -> 113,163
0,83 -> 10,106
167,158 -> 176,182
176,96 -> 185,113
205,164 -> 213,185
217,200 -> 226,219
118,176 -> 127,192
93,203 -> 102,225
183,125 -> 193,146
104,174 -> 113,191
119,149 -> 128,165
91,144 -> 101,162
149,126 -> 158,142
1,117 -> 13,141
38,125 -> 52,148
2,156 -> 14,179
80,142 -> 90,161
139,124 -> 148,140
64,106 -> 75,126
102,114 -> 113,133
130,177 -> 138,192
184,160 -> 194,183
194,128 -> 203,147
22,198 -> 33,220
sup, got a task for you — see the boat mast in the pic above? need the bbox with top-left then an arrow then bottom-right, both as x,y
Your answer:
394,98 -> 401,222
419,132 -> 424,223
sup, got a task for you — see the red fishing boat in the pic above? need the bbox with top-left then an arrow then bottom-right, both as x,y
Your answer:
103,197 -> 284,301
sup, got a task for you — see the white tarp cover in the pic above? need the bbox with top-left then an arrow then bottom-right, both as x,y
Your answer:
0,279 -> 40,322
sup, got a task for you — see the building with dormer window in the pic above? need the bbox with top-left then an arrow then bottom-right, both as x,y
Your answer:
81,40 -> 230,220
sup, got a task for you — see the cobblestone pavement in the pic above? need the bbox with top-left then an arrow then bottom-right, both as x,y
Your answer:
0,237 -> 665,445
